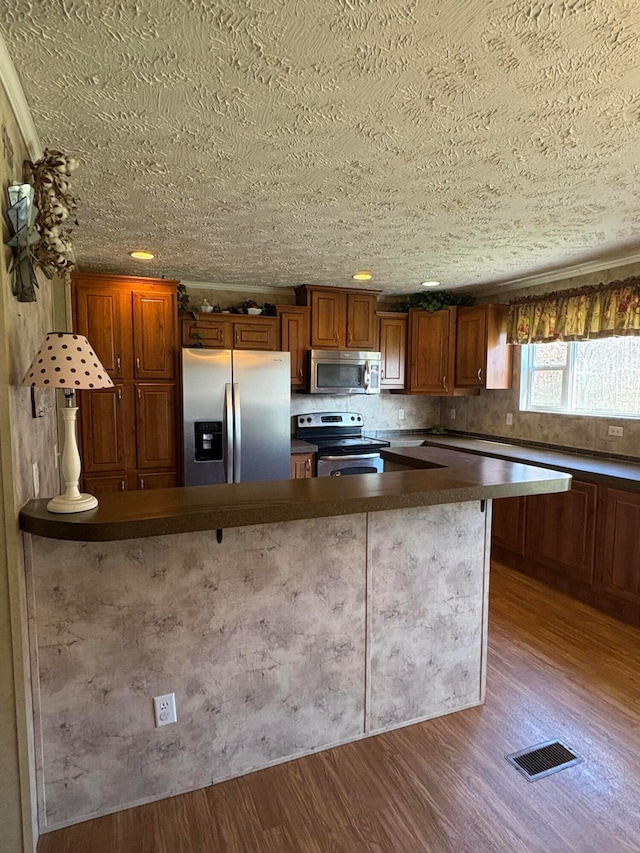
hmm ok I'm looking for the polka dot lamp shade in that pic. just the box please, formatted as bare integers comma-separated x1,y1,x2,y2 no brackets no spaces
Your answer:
22,332,114,391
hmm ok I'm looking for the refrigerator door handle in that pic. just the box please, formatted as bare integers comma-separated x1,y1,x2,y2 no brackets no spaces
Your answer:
225,382,233,484
233,382,241,483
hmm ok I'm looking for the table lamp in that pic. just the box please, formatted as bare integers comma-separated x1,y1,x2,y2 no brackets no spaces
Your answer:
22,332,114,513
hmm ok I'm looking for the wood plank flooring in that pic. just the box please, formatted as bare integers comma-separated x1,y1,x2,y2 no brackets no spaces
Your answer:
38,562,640,853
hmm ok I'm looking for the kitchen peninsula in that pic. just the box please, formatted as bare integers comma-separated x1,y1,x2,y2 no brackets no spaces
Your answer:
21,448,569,830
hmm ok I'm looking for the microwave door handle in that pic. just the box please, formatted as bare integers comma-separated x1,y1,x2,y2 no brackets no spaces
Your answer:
225,383,233,484
233,382,241,483
363,361,371,392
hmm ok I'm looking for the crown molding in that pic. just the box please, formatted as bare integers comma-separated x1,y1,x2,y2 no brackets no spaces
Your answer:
181,280,292,295
480,251,640,296
0,35,41,161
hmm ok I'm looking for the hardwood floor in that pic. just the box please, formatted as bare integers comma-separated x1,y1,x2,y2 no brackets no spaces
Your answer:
38,562,640,853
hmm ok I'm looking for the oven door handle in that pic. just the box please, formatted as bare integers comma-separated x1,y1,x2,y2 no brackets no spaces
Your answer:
320,453,380,461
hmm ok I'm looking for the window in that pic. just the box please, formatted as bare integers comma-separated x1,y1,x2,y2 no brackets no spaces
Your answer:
520,337,640,418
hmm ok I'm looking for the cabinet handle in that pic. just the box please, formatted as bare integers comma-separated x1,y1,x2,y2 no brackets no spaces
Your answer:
138,387,142,401
443,375,448,391
136,357,140,370
117,388,122,401
299,367,303,379
477,368,483,382
347,330,352,345
120,480,126,492
334,331,339,343
116,356,121,370
306,457,311,471
140,478,145,490
235,331,240,345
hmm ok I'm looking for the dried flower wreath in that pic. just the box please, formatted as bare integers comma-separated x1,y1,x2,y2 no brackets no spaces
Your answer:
25,148,79,275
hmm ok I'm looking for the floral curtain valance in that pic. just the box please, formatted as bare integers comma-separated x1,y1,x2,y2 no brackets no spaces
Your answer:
507,277,640,344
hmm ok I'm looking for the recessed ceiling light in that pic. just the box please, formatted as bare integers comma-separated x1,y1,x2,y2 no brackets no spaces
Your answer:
352,271,372,281
130,251,155,260
421,280,440,287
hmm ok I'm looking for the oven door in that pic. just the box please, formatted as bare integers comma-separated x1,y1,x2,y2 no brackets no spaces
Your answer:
317,453,383,477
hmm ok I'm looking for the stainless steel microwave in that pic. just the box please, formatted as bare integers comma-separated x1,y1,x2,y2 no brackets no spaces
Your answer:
308,350,381,394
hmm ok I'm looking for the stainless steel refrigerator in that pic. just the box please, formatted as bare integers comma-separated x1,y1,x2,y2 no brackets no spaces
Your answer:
182,348,291,486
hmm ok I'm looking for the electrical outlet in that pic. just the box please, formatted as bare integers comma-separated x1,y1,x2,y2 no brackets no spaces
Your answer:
153,692,177,727
32,461,39,497
608,425,624,437
398,408,405,420
450,408,456,420
506,413,513,426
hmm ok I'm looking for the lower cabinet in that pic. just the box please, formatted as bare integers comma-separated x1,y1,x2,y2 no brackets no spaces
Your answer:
601,487,640,606
291,452,315,478
492,479,640,626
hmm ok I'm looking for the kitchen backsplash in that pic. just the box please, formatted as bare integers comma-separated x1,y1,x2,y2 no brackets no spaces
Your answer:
439,346,640,460
291,392,440,432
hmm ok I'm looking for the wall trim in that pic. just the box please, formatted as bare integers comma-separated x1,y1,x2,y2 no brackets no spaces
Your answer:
181,280,291,295
478,251,640,297
0,35,41,161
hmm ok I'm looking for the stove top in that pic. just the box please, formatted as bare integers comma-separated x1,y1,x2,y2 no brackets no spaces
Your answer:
295,411,389,455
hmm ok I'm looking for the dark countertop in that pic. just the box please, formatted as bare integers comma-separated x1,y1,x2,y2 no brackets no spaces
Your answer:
290,439,318,454
389,435,640,491
20,446,570,542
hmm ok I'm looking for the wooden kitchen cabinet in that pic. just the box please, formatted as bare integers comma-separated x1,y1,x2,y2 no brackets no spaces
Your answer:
407,308,454,395
524,480,597,586
180,313,280,351
291,452,315,478
72,272,180,492
600,487,640,606
455,304,512,389
377,312,406,390
279,305,310,388
492,495,526,555
295,284,379,350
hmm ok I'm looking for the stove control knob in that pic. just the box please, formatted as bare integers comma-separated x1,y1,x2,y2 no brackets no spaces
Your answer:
306,417,312,422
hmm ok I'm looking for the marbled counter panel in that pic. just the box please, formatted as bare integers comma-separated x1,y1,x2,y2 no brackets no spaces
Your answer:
367,502,488,732
27,516,367,829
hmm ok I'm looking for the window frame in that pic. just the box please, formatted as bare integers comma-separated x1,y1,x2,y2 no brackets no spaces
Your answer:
519,339,640,419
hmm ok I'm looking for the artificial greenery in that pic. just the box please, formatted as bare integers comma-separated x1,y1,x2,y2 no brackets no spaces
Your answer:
388,290,475,312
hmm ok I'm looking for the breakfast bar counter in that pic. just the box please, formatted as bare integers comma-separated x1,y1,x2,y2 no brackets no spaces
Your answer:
20,445,570,541
21,448,570,831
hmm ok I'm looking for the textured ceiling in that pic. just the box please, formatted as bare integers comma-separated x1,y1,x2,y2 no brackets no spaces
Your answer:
3,1,640,295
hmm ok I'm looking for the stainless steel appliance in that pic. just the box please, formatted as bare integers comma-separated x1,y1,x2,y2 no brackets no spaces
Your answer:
295,411,390,476
182,348,291,486
308,350,381,395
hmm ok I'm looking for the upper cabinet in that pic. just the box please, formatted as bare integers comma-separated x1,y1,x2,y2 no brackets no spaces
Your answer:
407,307,455,395
295,285,380,350
378,311,406,390
455,304,512,390
132,290,176,379
279,305,310,389
180,313,280,351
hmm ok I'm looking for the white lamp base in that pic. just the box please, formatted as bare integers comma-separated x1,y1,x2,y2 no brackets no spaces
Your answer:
47,492,98,514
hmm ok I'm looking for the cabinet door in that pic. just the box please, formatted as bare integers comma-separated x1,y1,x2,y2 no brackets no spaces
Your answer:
378,313,406,389
232,318,280,350
132,290,176,379
525,481,597,585
74,286,130,379
601,488,640,605
135,383,177,470
455,306,486,387
181,316,230,349
280,307,309,388
492,495,526,554
408,309,452,394
310,290,346,348
138,471,178,490
291,453,314,478
455,305,512,389
346,293,377,349
79,384,132,474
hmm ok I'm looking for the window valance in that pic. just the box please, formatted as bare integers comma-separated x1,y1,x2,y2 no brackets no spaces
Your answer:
507,276,640,344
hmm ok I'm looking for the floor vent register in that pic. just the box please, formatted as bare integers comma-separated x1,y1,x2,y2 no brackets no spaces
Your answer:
505,739,584,782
